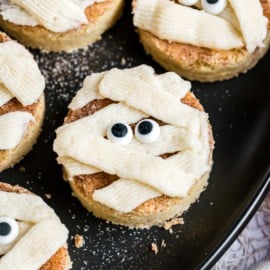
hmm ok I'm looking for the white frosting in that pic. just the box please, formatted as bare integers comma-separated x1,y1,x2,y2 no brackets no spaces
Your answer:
133,0,267,53
69,65,191,110
0,219,68,270
0,0,105,32
0,83,13,107
0,191,68,270
0,40,45,106
0,112,34,150
229,0,268,53
54,65,211,212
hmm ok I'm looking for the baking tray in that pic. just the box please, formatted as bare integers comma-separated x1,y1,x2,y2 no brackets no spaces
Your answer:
1,3,270,270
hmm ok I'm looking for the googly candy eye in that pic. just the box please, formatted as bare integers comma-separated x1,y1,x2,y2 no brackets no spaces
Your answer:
177,0,199,6
0,217,19,245
107,123,133,145
135,119,160,144
201,0,227,15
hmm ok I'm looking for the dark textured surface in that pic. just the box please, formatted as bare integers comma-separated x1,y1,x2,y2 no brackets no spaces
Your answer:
1,3,270,270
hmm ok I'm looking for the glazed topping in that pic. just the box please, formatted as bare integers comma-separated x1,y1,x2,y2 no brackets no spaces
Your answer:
201,0,227,15
135,119,160,143
0,217,19,245
54,65,211,212
134,0,267,53
107,123,133,145
0,0,104,32
0,40,45,106
177,0,198,6
0,191,68,269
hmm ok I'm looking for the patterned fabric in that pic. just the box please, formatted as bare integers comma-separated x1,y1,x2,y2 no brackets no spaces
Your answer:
213,191,270,270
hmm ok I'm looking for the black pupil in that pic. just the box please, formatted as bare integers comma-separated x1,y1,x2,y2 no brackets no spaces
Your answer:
0,222,11,236
138,121,153,135
111,123,128,138
207,0,219,4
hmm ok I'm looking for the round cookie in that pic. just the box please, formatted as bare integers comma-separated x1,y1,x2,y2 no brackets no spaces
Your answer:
0,182,70,270
54,65,214,228
133,0,270,82
0,0,124,52
0,32,45,172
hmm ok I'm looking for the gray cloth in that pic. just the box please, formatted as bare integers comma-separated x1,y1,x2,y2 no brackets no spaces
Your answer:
213,190,270,270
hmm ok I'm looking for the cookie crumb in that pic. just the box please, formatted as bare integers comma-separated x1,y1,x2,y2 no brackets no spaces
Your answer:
151,243,158,254
161,239,166,248
163,217,184,230
19,166,26,172
74,234,85,248
44,193,51,199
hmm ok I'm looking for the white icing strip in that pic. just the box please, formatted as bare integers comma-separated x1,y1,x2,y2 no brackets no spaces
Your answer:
0,40,45,106
0,191,57,222
0,1,38,26
229,0,268,53
10,0,89,33
0,83,13,107
99,68,206,133
0,218,68,270
219,4,241,32
54,135,195,197
57,125,196,179
58,156,100,179
68,72,105,110
0,221,32,256
134,0,243,50
0,112,34,150
93,179,162,213
69,65,191,110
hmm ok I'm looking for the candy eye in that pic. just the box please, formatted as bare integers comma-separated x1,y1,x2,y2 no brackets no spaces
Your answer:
107,123,133,145
201,0,227,15
135,119,160,143
178,0,198,6
0,217,19,245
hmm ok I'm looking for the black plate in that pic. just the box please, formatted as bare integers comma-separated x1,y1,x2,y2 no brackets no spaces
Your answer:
1,3,270,270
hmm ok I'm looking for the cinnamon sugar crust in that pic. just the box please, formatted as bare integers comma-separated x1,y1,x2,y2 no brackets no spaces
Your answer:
135,0,270,82
64,90,214,228
0,182,70,270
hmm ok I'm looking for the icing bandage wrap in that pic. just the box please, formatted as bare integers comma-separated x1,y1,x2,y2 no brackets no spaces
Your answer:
133,0,243,50
0,190,68,270
0,112,34,150
54,66,211,213
0,40,44,106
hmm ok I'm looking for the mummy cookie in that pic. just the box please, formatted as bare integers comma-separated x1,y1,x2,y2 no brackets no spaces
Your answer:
0,182,70,270
0,32,45,173
53,65,214,228
0,0,124,52
133,0,270,82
